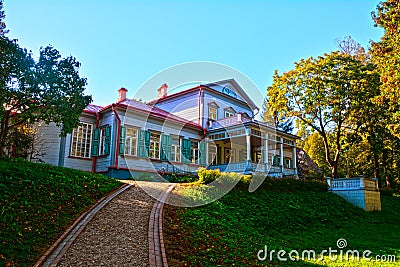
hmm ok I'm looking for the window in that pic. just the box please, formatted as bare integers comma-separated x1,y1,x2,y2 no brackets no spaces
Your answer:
149,132,161,159
239,150,247,162
208,144,217,165
125,127,138,156
99,128,107,155
284,158,292,168
224,110,235,118
191,140,199,164
171,136,181,162
225,148,236,163
209,107,217,120
71,123,93,158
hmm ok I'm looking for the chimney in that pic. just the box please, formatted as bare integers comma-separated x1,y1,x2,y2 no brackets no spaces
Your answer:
157,83,168,99
118,87,128,102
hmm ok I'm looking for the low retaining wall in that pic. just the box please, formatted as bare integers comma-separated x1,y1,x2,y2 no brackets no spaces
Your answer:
327,177,381,211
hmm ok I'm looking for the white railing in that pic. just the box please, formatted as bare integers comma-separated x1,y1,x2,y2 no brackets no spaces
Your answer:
208,161,296,176
327,177,378,191
210,115,251,128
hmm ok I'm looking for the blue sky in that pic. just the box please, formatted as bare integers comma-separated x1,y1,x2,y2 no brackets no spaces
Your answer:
5,1,383,108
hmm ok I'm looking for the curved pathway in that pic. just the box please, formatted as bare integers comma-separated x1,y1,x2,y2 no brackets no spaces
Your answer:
37,181,173,267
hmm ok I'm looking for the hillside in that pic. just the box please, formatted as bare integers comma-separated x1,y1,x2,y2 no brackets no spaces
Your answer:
164,181,400,266
0,158,122,266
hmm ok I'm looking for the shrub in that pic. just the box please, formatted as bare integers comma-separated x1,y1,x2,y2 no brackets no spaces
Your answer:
237,175,327,192
196,167,221,184
168,173,197,183
380,187,395,197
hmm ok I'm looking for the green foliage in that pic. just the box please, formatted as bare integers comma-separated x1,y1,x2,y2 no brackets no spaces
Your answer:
0,0,7,36
236,175,327,192
165,173,198,183
267,51,381,178
371,0,400,138
0,36,92,155
168,188,400,266
0,158,121,266
196,167,221,184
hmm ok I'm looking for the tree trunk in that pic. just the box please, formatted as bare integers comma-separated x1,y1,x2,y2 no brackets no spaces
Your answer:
386,175,393,188
373,153,382,188
331,160,339,179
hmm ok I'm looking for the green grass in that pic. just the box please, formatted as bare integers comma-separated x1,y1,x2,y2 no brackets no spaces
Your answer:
0,158,122,266
165,179,400,266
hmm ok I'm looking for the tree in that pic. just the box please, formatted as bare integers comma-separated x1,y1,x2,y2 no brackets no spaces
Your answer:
266,52,376,179
0,37,92,155
371,0,400,138
0,0,8,36
302,132,331,176
261,98,294,133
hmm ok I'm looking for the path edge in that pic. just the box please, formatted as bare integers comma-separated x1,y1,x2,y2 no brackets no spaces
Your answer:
34,182,132,267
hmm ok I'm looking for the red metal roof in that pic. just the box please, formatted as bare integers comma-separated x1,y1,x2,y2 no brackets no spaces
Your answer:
91,99,203,130
116,99,203,130
84,104,103,114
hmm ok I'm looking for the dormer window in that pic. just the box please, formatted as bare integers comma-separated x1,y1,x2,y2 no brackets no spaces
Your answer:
224,107,236,118
208,102,219,120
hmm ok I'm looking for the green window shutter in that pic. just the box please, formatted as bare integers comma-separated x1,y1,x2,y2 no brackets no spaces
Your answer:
138,129,150,158
119,126,126,155
199,141,206,166
181,139,192,164
144,130,151,157
180,139,186,163
160,134,172,161
91,128,100,156
138,129,146,158
103,126,111,155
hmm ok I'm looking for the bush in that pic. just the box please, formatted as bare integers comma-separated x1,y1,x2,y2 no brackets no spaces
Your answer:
196,167,221,184
380,187,395,197
168,173,197,183
237,175,327,192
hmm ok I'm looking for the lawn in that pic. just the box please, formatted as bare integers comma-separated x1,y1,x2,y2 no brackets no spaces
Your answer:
164,178,400,266
0,158,122,266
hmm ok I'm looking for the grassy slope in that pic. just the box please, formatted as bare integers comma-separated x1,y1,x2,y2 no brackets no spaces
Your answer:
0,158,122,266
165,184,400,266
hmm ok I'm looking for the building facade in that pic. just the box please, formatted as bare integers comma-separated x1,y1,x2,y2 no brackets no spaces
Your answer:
34,79,299,179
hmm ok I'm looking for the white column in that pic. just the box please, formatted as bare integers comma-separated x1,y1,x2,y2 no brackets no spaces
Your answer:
264,133,269,164
246,128,251,161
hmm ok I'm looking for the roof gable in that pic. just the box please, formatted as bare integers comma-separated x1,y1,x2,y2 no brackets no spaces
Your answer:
204,79,257,110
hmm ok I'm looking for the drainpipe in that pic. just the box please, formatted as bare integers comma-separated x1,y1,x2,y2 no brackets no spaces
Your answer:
112,104,121,170
198,88,204,126
91,112,101,173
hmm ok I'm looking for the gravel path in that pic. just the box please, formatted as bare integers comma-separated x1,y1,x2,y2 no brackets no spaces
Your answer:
56,181,169,267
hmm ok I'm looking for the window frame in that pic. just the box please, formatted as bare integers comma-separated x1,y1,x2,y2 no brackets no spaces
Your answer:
124,126,139,156
208,106,218,120
70,122,93,158
224,107,236,118
149,131,161,159
191,140,199,164
171,135,181,162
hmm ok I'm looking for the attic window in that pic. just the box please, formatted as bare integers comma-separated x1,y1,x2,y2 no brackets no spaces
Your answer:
222,86,237,98
224,107,236,118
208,102,219,121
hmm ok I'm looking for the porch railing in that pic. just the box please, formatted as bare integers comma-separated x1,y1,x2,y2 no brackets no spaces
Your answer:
210,114,251,129
207,161,296,176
